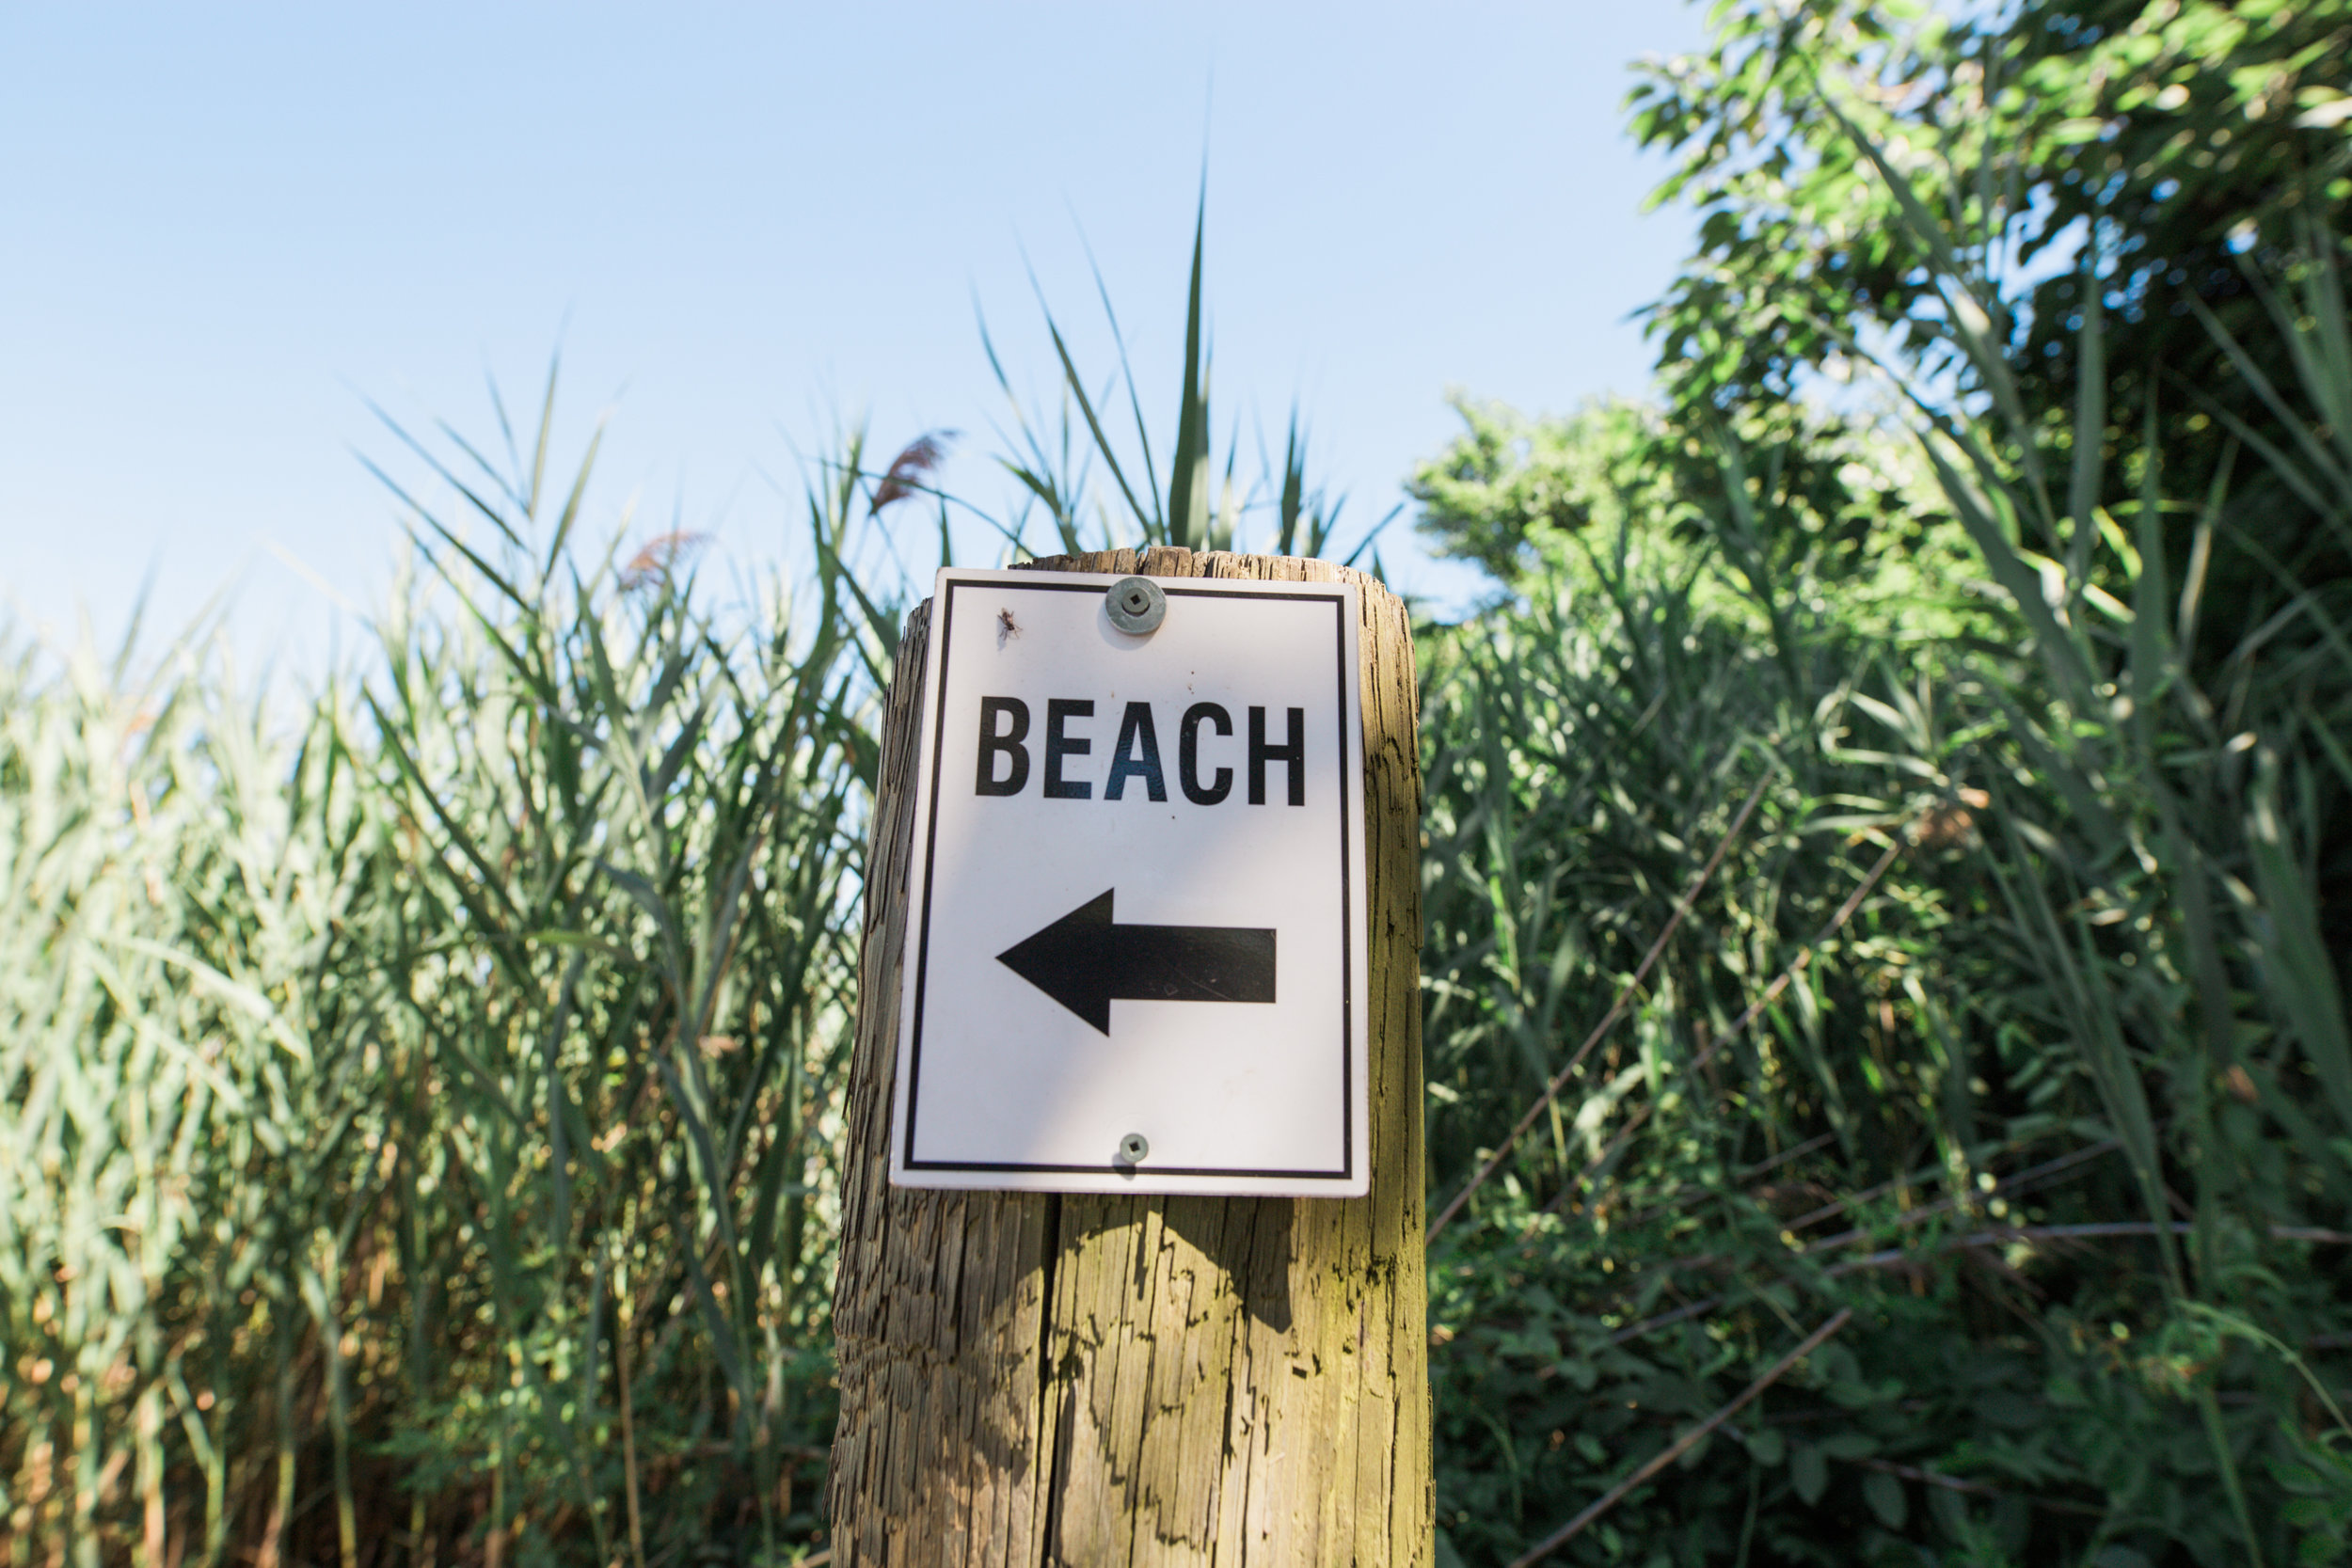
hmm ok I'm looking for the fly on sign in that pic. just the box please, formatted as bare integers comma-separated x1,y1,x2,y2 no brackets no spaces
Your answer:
890,567,1371,1196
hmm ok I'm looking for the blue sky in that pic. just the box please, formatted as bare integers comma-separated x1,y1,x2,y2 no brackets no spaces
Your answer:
1,3,1708,673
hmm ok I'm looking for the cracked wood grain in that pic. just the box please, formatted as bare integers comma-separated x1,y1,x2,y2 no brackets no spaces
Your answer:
827,548,1430,1566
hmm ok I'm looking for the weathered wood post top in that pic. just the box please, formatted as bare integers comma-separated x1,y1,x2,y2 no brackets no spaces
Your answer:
829,546,1429,1565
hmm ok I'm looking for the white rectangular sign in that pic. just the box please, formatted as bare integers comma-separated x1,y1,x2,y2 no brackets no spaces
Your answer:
889,567,1371,1196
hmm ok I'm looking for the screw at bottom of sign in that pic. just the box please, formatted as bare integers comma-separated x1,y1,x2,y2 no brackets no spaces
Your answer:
1117,1132,1150,1165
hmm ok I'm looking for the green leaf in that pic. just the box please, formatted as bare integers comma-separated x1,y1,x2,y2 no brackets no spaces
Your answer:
1165,183,1212,552
1862,1469,1907,1529
1792,1442,1829,1505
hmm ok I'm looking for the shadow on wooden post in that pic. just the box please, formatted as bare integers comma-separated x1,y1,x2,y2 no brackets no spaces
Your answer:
826,546,1431,1565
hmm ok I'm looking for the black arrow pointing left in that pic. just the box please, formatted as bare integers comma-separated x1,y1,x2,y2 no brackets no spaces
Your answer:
995,889,1276,1035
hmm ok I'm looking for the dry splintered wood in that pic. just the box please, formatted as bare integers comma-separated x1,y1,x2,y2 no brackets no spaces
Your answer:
826,547,1432,1566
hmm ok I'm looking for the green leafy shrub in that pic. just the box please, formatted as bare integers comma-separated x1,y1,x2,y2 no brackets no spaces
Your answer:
1417,0,2352,1553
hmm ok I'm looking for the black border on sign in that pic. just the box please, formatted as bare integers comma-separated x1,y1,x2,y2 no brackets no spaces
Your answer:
901,576,1357,1181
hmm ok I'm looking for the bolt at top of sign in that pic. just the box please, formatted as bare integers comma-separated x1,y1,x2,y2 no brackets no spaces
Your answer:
888,567,1372,1197
1104,576,1167,634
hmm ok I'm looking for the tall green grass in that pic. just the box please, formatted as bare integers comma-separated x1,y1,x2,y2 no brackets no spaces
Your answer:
977,196,1392,568
1,392,891,1566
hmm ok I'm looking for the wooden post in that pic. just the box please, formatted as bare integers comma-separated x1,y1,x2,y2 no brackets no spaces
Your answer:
825,546,1429,1565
